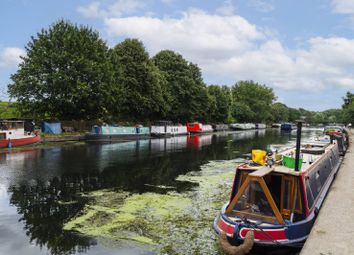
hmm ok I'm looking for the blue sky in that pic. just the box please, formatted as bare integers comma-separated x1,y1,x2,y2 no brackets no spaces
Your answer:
1,0,354,111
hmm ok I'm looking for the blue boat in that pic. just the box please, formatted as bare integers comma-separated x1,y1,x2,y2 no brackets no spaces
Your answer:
281,123,297,131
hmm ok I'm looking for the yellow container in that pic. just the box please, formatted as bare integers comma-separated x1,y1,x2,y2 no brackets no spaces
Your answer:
252,150,267,165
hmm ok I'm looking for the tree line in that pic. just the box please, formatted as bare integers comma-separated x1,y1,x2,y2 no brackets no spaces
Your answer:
7,20,353,124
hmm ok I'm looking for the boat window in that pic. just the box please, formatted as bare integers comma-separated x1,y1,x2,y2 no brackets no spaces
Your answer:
0,133,6,139
306,179,314,209
232,180,277,223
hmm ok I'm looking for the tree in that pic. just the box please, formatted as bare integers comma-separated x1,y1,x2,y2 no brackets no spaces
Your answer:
342,92,354,124
153,50,208,122
8,20,114,120
288,108,301,122
271,102,289,122
110,39,168,121
320,109,344,124
206,85,231,123
231,80,275,122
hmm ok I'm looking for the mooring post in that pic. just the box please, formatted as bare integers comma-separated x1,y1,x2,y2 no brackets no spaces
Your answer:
295,120,303,171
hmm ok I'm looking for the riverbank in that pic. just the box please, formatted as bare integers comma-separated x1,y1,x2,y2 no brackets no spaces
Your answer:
40,133,86,142
301,129,353,255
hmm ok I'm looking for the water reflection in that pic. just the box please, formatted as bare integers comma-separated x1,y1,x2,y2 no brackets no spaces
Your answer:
0,129,320,255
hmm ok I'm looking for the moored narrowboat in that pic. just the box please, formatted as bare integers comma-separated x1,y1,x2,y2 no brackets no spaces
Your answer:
212,124,229,132
0,120,40,148
186,122,213,133
230,123,255,130
151,121,187,137
281,123,297,131
86,124,150,142
255,123,266,129
214,123,344,247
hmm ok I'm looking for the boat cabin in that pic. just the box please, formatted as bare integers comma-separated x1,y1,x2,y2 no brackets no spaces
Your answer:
0,120,26,140
226,142,340,225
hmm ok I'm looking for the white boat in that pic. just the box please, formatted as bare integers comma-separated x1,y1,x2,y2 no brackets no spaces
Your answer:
230,123,255,130
151,121,188,137
256,123,266,129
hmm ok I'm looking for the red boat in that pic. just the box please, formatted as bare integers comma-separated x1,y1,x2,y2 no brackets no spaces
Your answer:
0,120,40,148
186,122,213,133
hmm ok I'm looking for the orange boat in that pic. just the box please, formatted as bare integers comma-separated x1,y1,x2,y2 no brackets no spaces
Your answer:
0,120,40,148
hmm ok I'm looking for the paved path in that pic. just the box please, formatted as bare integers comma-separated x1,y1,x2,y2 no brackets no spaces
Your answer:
301,129,354,255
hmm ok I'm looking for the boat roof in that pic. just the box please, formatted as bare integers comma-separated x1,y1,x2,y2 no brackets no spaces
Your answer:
0,120,24,123
239,142,336,177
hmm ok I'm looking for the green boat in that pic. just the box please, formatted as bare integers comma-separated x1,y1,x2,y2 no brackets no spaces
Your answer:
86,125,150,142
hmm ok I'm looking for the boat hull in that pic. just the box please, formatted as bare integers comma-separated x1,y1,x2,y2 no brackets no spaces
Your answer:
0,135,41,148
214,208,313,246
85,134,150,142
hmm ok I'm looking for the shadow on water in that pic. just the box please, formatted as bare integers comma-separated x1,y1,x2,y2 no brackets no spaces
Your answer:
0,129,321,255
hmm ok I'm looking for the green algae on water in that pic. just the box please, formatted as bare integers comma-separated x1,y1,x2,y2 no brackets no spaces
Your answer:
64,158,245,254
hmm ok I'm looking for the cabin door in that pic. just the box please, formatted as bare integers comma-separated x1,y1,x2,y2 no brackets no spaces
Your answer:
280,176,294,219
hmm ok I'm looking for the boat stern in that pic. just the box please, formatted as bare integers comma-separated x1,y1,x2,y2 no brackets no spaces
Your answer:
214,204,290,246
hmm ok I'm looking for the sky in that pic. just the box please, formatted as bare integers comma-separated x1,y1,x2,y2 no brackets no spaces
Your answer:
1,0,354,111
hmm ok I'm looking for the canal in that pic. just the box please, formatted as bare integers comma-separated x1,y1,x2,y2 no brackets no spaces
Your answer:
0,129,322,255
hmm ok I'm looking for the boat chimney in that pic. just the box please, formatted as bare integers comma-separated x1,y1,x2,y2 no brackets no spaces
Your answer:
295,120,304,172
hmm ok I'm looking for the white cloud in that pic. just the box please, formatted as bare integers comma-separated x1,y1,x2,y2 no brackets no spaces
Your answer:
0,47,25,68
77,2,102,18
77,0,146,18
161,0,173,5
248,0,275,13
332,0,354,14
105,9,263,56
104,9,354,91
216,0,235,16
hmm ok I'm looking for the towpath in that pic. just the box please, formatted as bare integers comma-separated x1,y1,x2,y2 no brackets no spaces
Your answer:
301,129,354,255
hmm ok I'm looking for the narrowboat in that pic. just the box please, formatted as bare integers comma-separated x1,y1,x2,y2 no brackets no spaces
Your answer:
255,123,266,129
230,123,255,130
272,123,281,128
0,120,40,148
186,122,213,133
85,124,150,142
323,126,349,155
214,123,344,247
212,124,229,132
281,123,297,131
151,121,187,137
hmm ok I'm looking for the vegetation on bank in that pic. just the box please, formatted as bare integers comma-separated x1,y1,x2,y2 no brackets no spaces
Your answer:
6,20,353,124
0,101,21,119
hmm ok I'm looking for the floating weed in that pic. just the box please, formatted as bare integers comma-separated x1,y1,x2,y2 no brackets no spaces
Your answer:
64,158,245,254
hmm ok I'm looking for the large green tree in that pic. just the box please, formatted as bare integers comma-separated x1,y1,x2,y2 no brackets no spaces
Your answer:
153,50,209,123
271,102,289,122
288,108,301,122
342,91,354,124
110,39,168,121
231,80,275,122
206,85,231,123
8,20,114,120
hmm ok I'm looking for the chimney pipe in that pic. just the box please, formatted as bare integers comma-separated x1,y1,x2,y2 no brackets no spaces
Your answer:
295,121,303,171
